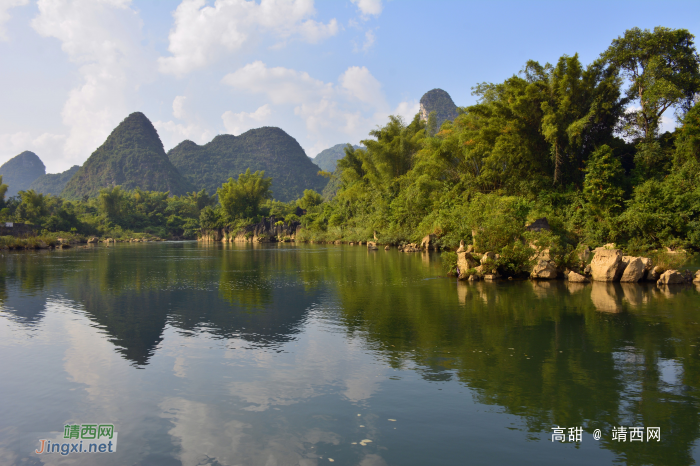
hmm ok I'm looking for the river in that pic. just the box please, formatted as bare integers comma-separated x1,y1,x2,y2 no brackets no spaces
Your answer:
1,242,699,465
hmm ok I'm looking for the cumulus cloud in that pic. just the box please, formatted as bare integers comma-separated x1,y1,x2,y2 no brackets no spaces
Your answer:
222,61,419,157
30,0,155,168
339,65,385,106
0,132,67,173
158,0,339,76
222,104,271,135
0,0,28,41
154,95,214,149
351,0,382,17
222,60,333,104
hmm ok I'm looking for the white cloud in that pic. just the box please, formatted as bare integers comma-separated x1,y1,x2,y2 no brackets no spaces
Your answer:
222,60,333,104
154,95,214,149
222,104,271,135
222,61,420,157
30,0,155,168
351,0,382,17
0,131,67,173
0,0,28,41
339,65,385,106
173,95,187,120
362,29,375,51
158,0,339,76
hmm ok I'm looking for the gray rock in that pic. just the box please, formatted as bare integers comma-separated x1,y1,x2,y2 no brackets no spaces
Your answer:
590,249,622,282
457,252,478,280
531,259,558,279
657,270,685,285
481,251,496,264
647,266,663,282
620,257,645,282
568,271,589,283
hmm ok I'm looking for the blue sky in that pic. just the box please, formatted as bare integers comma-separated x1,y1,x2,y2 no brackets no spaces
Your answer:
1,0,698,173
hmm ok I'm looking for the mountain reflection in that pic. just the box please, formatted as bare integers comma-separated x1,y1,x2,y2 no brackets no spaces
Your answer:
1,244,699,465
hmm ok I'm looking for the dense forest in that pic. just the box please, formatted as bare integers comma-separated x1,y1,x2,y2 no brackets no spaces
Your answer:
1,27,699,271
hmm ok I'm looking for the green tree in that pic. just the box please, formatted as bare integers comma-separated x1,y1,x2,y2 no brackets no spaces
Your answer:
0,175,8,207
296,189,322,210
98,186,125,220
217,168,273,220
583,145,625,215
603,27,700,142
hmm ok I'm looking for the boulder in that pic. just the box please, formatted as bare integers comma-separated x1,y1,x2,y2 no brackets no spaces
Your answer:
647,266,663,282
694,270,700,283
468,274,479,282
584,264,592,276
657,270,685,285
483,274,499,281
531,259,558,279
456,240,465,253
457,252,478,280
568,271,589,283
402,243,420,253
420,234,436,250
620,257,645,283
103,238,114,243
480,251,496,265
367,241,378,250
87,236,98,244
384,245,390,251
590,249,623,282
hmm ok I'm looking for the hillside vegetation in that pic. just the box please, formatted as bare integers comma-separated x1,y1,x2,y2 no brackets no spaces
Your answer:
62,112,193,198
293,27,700,263
312,144,361,172
168,127,327,202
29,165,80,196
0,151,46,197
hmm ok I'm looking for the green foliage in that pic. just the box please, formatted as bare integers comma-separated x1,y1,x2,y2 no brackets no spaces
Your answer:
440,251,458,275
296,189,322,210
603,26,700,142
0,151,46,197
217,168,273,220
313,144,362,173
583,145,625,215
29,165,80,196
168,127,327,202
62,112,193,199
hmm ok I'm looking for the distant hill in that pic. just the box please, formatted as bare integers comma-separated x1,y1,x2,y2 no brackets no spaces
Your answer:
168,127,328,202
29,165,80,196
62,112,194,198
0,151,46,197
312,143,361,173
419,89,458,129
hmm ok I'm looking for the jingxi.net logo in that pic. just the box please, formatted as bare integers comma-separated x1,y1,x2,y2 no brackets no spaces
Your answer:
34,423,117,456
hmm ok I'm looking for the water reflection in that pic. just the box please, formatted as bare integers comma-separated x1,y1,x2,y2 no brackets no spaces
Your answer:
1,244,700,465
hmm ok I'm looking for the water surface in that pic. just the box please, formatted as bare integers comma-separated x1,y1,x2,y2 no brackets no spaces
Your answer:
1,243,700,465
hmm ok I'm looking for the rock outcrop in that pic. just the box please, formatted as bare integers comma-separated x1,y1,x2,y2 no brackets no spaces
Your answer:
457,252,478,280
657,270,685,285
694,271,700,283
568,271,589,283
531,259,558,279
200,216,300,243
620,257,645,282
590,249,623,281
420,234,436,250
419,89,458,129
